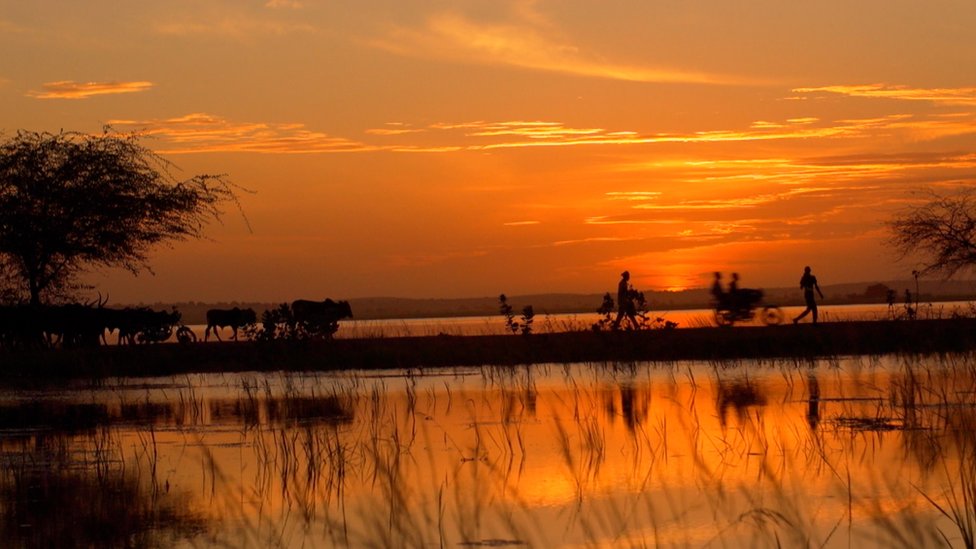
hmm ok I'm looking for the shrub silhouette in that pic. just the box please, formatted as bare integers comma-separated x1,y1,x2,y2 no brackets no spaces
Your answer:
499,294,534,335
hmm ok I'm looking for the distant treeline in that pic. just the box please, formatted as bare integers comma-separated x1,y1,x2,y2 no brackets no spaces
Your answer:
123,279,976,324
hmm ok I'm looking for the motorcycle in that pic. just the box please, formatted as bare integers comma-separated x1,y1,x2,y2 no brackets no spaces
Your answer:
714,288,784,326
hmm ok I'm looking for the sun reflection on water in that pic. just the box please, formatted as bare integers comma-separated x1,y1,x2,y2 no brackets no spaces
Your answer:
0,356,974,547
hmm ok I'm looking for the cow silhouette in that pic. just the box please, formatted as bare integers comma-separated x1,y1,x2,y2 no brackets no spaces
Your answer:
290,299,353,338
205,307,257,341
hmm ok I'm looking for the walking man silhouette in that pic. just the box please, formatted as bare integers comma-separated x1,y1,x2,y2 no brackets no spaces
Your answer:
612,271,639,330
793,266,824,324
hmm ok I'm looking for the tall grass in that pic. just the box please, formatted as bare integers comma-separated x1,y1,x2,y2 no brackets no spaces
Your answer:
5,355,976,546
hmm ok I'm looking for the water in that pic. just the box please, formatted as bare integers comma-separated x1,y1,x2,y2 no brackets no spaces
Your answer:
1,355,974,547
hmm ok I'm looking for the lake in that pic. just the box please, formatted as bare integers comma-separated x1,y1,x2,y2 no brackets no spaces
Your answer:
1,354,974,547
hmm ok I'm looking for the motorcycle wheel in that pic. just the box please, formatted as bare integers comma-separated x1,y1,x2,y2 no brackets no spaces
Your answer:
714,309,735,327
761,306,785,326
176,325,197,344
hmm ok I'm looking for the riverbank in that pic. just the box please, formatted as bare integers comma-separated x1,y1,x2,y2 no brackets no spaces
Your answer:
3,318,975,383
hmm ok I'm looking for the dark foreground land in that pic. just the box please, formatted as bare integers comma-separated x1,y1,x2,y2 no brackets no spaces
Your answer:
3,318,976,383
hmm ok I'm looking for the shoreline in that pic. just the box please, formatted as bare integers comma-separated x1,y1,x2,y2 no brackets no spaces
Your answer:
3,318,975,383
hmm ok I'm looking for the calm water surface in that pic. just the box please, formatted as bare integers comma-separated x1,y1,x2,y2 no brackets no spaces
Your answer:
1,355,975,547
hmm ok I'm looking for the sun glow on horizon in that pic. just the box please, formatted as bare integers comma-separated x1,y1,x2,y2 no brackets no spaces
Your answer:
3,0,974,301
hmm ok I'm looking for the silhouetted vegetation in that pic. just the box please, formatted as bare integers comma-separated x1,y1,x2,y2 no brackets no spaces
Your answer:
890,188,976,278
499,294,534,335
0,129,244,305
590,289,676,331
591,292,616,331
245,300,352,341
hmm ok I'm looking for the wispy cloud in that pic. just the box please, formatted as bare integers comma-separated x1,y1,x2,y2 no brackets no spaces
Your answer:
693,152,975,188
504,220,541,226
794,84,976,107
457,118,853,149
366,123,424,136
551,236,639,246
265,0,302,8
606,191,663,202
155,16,314,37
27,80,153,99
108,113,376,154
577,148,976,253
583,217,680,226
444,113,975,151
371,12,748,85
114,110,976,156
627,186,874,211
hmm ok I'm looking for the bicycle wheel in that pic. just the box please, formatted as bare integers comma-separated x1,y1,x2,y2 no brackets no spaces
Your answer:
714,309,735,327
761,306,784,326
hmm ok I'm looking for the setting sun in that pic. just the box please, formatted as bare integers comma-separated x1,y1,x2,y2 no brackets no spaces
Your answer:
3,4,976,547
3,1,974,302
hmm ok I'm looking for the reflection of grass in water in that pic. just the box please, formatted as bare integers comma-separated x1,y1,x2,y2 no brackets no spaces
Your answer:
150,354,970,548
0,402,110,432
27,354,973,548
0,433,208,549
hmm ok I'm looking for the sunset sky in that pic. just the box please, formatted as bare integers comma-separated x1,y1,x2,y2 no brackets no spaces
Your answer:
2,0,975,302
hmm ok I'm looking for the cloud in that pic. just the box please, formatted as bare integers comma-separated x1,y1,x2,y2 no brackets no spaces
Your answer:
108,113,376,154
615,151,976,190
370,12,748,85
108,107,976,158
575,148,976,255
27,80,153,100
265,0,302,8
627,186,878,212
450,112,975,151
112,109,976,158
550,236,640,246
606,191,663,202
366,123,425,136
600,151,976,220
504,220,541,226
155,16,313,37
457,118,848,150
794,84,976,107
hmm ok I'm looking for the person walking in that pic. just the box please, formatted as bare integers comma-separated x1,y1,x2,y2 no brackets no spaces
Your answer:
612,271,639,330
793,266,824,324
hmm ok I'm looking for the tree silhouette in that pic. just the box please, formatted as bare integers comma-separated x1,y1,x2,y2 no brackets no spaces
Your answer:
889,189,976,278
0,130,242,305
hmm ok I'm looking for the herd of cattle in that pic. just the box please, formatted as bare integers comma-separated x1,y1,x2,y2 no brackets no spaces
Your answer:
0,298,353,349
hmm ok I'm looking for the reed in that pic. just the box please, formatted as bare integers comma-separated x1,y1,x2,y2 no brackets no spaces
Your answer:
5,354,976,546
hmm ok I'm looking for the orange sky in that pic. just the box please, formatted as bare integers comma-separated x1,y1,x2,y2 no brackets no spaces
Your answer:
2,1,975,302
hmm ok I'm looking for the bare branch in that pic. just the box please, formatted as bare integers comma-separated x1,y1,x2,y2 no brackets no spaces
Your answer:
887,188,976,278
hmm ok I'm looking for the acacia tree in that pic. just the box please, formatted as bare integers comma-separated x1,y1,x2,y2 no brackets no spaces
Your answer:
888,189,976,278
0,129,241,305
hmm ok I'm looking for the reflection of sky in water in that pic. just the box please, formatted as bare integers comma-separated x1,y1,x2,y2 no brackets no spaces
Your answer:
0,356,973,547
